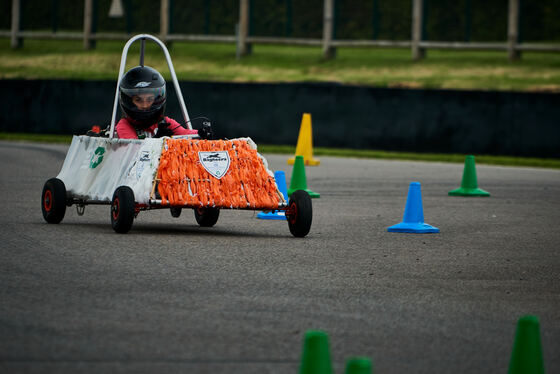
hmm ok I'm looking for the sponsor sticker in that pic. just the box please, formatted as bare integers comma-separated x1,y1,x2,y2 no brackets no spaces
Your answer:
198,151,230,179
89,146,105,168
136,151,150,179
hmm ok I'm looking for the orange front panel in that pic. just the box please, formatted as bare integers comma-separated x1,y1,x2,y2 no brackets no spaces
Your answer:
156,139,282,209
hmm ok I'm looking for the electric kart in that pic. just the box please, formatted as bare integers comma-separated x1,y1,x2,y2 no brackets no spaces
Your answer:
41,34,312,237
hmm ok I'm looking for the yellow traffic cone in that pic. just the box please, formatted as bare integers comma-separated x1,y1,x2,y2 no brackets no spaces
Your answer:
288,113,320,166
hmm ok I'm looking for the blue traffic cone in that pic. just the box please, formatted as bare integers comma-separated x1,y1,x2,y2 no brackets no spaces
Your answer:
257,170,288,220
388,182,440,233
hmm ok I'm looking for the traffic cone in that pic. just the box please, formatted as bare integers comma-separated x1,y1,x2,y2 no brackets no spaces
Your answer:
288,113,320,166
448,155,490,197
508,315,545,374
257,170,288,220
388,182,439,233
288,155,320,198
299,330,333,374
345,357,373,374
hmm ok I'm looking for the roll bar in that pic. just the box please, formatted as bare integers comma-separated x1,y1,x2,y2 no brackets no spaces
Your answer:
109,34,192,138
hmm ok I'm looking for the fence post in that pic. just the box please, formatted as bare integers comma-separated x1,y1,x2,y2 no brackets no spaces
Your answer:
83,0,94,49
322,0,336,59
508,0,521,61
237,0,251,57
160,0,170,44
10,0,22,49
411,0,425,60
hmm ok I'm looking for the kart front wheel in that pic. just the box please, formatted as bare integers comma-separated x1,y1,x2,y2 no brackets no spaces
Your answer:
286,190,312,238
41,178,67,224
194,207,219,227
111,186,135,233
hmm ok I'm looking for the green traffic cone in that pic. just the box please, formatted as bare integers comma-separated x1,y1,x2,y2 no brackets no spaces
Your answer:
288,155,320,198
448,155,490,196
299,330,332,374
345,357,373,374
508,315,545,374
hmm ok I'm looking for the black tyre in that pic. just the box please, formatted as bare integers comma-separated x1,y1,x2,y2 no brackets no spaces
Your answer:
111,186,135,233
170,207,182,218
286,190,312,238
41,178,67,224
194,207,220,227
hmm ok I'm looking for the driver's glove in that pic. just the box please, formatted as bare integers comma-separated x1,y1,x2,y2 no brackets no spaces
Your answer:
154,120,174,138
198,121,213,140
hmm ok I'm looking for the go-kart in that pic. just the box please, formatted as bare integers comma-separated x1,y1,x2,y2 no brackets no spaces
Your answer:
41,34,312,237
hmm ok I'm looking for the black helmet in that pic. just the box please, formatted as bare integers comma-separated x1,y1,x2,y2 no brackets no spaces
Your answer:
119,66,166,129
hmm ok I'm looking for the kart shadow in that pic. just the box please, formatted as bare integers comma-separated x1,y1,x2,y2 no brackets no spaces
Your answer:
132,222,290,239
37,221,291,239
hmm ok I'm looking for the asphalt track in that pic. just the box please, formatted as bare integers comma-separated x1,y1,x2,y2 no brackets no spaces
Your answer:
1,140,559,373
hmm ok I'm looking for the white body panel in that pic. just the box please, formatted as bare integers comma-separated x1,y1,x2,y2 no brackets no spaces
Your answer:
57,136,164,203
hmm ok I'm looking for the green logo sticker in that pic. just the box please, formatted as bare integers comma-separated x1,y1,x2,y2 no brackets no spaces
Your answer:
90,146,105,168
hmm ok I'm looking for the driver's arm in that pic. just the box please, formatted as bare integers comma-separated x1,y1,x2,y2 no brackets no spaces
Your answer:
115,118,139,139
164,117,198,136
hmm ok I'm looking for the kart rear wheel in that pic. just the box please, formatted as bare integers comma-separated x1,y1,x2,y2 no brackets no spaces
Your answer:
194,207,219,227
111,186,135,234
286,190,312,238
41,178,67,224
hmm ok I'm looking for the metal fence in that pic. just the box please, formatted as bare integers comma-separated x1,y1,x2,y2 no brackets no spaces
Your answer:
1,0,559,60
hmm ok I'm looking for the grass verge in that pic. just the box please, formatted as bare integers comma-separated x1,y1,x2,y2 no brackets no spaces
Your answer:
0,132,74,144
1,39,560,92
2,132,558,169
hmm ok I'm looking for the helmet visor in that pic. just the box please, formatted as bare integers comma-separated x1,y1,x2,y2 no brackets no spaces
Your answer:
121,86,166,111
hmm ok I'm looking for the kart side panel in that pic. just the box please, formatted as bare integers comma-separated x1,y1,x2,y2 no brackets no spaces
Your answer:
57,136,163,203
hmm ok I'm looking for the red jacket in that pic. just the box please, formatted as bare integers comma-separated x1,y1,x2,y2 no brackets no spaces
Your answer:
116,116,197,139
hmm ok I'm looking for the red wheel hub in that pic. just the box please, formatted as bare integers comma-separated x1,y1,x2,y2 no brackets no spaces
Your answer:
44,190,52,212
286,202,297,224
112,198,120,220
